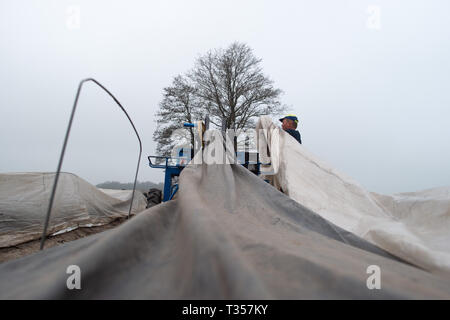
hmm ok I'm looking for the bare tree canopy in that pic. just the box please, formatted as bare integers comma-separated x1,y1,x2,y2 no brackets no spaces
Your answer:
189,42,285,130
153,42,285,155
153,75,203,156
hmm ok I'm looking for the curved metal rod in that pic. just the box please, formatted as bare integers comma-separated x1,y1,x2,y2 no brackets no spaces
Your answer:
39,78,142,250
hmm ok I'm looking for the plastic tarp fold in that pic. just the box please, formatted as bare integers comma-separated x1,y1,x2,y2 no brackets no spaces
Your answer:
1,153,450,298
0,172,147,247
256,116,450,275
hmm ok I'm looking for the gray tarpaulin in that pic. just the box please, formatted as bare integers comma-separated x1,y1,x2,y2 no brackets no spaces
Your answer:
1,163,449,299
0,172,147,247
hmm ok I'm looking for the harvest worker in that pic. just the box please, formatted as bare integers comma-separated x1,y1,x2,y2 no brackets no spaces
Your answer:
279,114,302,144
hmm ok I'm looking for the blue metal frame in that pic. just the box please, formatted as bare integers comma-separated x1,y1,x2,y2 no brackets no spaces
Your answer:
168,184,179,200
148,155,185,202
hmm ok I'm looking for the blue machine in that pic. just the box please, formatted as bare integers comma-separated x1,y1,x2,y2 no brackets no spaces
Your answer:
148,121,262,202
148,121,200,202
148,155,185,202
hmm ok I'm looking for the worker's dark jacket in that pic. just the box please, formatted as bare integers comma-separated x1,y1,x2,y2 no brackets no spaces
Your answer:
285,129,302,144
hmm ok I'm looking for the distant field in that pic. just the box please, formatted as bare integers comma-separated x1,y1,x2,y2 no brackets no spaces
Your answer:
96,181,164,191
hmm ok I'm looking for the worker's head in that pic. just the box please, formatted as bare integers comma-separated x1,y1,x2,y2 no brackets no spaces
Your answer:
279,115,298,130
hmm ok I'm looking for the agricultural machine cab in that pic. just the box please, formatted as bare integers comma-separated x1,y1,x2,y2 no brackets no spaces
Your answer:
148,117,263,203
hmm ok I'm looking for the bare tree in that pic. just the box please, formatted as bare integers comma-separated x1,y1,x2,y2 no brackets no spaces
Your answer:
153,42,285,155
189,42,285,131
153,75,203,156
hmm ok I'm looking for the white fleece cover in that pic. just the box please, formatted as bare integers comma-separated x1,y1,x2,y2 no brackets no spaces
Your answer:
256,116,450,275
0,172,147,247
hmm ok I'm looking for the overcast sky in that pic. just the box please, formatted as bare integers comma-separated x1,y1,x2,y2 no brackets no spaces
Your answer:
1,0,449,194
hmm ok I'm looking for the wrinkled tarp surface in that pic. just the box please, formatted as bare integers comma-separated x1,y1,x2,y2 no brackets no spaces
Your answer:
256,116,450,275
0,172,147,247
1,162,450,299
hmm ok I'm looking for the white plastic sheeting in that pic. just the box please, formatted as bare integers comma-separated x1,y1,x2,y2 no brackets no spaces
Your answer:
0,172,147,247
256,116,450,275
